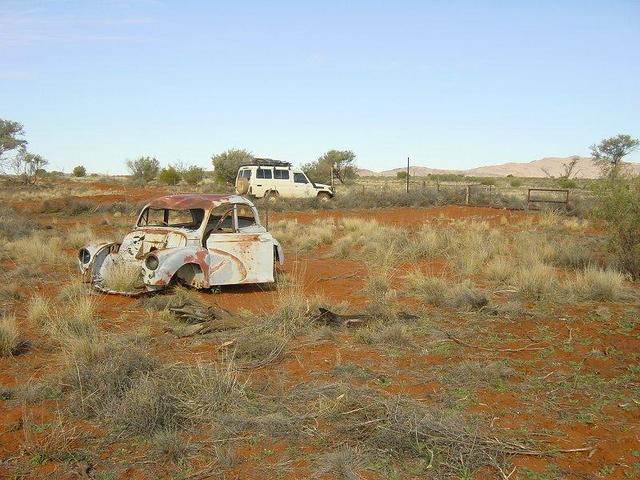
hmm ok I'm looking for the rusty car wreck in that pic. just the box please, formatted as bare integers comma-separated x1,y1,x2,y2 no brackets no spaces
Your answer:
78,194,284,294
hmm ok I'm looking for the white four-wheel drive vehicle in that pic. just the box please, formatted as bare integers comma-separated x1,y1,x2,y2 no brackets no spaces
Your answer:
78,194,284,294
235,160,334,200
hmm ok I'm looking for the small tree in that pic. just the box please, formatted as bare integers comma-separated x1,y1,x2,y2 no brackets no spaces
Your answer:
0,119,27,161
158,165,182,185
211,149,254,184
73,165,87,177
303,149,357,184
9,149,48,185
321,150,357,184
181,165,206,185
127,156,160,182
590,134,639,177
396,171,408,180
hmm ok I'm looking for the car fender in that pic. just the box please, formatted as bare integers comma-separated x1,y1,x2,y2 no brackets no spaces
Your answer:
144,246,211,288
78,242,117,279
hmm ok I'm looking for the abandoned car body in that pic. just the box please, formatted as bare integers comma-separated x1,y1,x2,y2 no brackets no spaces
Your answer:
78,194,284,293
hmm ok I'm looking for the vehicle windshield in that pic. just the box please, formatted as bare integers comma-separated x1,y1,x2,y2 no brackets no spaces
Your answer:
137,208,205,229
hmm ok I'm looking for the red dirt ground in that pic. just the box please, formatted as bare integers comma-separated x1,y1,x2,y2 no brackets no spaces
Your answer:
1,180,638,479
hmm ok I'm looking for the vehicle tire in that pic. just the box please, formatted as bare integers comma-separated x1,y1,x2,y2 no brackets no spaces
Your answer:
317,192,332,202
264,190,279,202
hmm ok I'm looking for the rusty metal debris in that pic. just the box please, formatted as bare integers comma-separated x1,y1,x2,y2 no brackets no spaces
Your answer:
78,194,284,294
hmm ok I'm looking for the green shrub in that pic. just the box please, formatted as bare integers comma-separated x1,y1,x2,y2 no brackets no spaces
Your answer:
158,165,182,185
181,165,206,185
127,156,159,182
72,165,87,177
211,149,253,184
593,175,640,279
510,179,523,188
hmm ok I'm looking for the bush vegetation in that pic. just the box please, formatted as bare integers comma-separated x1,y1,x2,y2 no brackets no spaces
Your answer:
127,156,160,182
211,149,253,184
72,165,86,177
158,165,182,185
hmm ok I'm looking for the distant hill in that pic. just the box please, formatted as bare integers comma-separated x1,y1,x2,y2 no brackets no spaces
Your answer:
358,156,640,179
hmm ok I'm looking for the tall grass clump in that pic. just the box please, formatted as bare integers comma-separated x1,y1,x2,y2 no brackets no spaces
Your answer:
0,315,19,357
100,262,143,292
0,205,34,241
3,233,65,266
66,336,246,436
27,295,51,325
271,218,336,252
485,256,516,286
514,263,558,301
46,290,100,356
405,271,487,310
570,266,628,302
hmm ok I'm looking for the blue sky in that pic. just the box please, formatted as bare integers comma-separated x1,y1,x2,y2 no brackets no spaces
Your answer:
1,0,639,174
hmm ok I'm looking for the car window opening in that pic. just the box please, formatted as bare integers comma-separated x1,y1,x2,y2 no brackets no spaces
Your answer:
293,172,308,184
138,208,204,229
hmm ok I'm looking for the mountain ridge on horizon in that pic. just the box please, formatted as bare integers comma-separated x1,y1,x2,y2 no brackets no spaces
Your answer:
357,156,640,179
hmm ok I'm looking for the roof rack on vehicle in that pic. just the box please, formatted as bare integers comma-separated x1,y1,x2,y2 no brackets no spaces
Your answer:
243,158,292,167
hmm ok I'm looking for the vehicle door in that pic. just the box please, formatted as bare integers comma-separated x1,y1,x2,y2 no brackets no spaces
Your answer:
292,172,313,198
254,167,273,197
205,203,274,285
274,168,293,196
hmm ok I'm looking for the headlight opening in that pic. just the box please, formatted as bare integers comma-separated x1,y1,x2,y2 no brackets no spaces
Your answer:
145,255,159,270
79,248,91,264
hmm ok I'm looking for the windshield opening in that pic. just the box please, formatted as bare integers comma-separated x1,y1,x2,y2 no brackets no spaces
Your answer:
138,208,205,229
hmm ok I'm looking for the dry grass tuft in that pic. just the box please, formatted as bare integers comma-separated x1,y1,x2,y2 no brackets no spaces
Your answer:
100,262,143,292
46,289,100,356
313,445,368,480
151,429,193,463
271,218,336,252
27,296,51,325
514,263,558,301
232,331,289,367
0,315,19,357
3,233,65,266
570,266,628,302
405,271,487,310
485,256,516,286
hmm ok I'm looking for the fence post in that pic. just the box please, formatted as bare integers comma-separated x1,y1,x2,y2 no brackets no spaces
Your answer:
406,157,410,194
489,184,493,206
465,185,470,205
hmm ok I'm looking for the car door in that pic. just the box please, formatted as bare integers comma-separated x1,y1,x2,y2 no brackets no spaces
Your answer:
292,172,313,198
205,204,274,285
253,167,273,197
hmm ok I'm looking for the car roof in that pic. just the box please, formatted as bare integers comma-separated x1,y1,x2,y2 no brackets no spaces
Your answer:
146,194,251,210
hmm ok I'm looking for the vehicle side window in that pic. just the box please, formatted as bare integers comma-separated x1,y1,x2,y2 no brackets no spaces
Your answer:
293,172,308,184
240,169,251,179
256,168,272,179
205,205,235,237
235,204,257,228
274,169,289,180
145,208,165,226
